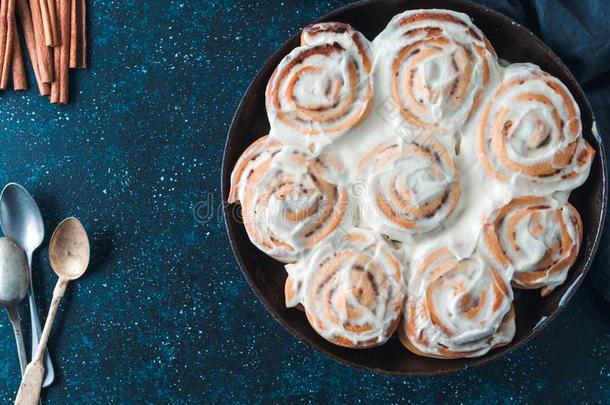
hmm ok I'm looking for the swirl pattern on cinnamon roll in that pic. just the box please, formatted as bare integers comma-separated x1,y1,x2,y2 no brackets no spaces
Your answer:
373,9,497,133
285,230,405,348
229,136,349,263
400,248,515,358
477,63,595,193
481,196,583,296
357,135,460,240
266,22,373,140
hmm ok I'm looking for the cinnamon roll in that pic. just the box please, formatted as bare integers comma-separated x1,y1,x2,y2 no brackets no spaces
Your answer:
374,9,497,133
266,22,373,141
400,248,515,358
357,135,460,240
477,63,594,193
481,196,583,296
285,230,405,348
229,136,349,263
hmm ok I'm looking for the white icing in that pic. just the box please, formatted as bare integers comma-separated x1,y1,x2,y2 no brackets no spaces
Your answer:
558,273,584,307
592,121,601,144
533,316,548,330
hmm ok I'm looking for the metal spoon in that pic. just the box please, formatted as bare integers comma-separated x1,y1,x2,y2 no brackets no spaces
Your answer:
15,217,90,405
0,237,29,374
0,183,55,387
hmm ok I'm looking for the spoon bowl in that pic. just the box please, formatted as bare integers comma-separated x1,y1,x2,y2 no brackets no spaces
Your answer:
0,236,30,375
0,183,44,254
0,237,29,306
49,217,90,280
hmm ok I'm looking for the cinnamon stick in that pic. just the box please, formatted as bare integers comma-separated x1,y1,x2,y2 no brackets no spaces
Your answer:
37,0,51,45
49,29,58,101
68,0,83,68
45,0,57,44
11,19,26,90
50,0,67,103
0,0,8,86
49,0,58,101
50,60,58,100
1,0,16,90
68,0,73,65
16,0,48,94
57,0,67,102
0,0,86,101
29,0,52,83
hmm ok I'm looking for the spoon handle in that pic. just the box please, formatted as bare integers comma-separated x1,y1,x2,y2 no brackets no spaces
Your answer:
34,278,67,363
15,278,68,405
6,305,27,374
26,253,55,387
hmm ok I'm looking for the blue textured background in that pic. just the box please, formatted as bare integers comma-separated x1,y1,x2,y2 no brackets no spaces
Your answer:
0,0,608,403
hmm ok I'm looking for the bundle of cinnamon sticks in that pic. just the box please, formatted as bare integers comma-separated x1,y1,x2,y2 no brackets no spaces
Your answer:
1,0,86,103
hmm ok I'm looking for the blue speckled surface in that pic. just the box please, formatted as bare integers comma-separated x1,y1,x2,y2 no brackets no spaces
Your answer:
0,0,608,403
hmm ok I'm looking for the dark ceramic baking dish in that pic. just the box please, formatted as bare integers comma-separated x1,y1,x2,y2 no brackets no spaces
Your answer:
221,0,608,375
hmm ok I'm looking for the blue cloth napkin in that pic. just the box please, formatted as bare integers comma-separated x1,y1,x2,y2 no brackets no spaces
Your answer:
479,0,610,299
